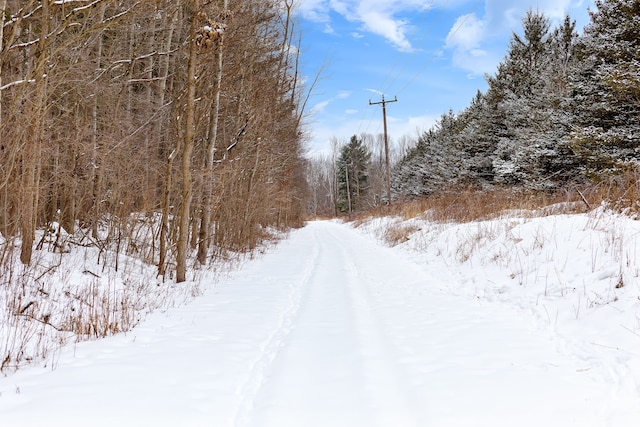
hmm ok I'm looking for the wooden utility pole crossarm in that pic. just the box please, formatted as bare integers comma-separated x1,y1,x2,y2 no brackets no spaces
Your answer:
369,94,397,205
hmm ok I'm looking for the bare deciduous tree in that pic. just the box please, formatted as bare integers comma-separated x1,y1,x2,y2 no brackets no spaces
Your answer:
1,0,310,280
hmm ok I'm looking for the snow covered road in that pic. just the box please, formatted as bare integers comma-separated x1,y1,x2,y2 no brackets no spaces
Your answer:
0,221,636,426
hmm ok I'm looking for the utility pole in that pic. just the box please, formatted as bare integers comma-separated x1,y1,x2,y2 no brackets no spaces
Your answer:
369,94,397,205
345,163,352,215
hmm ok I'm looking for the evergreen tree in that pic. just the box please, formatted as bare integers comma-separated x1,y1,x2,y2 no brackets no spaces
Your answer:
453,91,495,186
390,10,584,198
491,10,552,186
391,136,429,199
391,111,464,198
336,136,371,213
488,10,580,188
508,10,552,96
569,0,640,174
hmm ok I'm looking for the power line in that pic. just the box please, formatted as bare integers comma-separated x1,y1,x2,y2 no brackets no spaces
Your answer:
356,1,441,138
395,0,484,97
377,0,441,94
356,0,483,143
380,0,449,96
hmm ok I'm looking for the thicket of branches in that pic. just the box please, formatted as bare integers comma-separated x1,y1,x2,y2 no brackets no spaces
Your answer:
392,0,640,199
306,133,411,217
0,0,308,280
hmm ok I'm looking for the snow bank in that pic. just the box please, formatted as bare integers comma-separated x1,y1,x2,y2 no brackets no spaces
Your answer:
355,207,640,418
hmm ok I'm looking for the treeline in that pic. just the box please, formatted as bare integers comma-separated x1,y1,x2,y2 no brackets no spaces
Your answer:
393,0,640,198
0,0,308,281
307,134,412,217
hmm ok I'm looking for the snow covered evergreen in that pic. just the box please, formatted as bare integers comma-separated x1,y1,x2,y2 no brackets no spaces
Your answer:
392,1,640,199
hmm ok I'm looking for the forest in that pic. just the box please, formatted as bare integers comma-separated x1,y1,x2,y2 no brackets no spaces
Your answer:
7,0,638,273
0,0,308,281
308,0,640,216
1,0,639,372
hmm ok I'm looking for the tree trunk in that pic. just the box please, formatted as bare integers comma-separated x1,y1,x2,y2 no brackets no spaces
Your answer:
157,7,180,277
0,0,6,126
89,4,107,239
197,0,229,265
176,0,200,283
159,147,176,277
20,0,50,265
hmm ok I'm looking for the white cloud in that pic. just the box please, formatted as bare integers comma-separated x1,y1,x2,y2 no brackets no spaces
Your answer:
395,114,440,139
443,0,593,76
470,48,487,57
298,1,595,67
450,47,501,76
446,13,486,51
330,0,352,17
444,12,498,76
305,117,360,156
305,110,439,156
358,10,412,52
310,90,352,116
298,0,331,23
311,99,331,114
323,24,335,34
297,0,434,52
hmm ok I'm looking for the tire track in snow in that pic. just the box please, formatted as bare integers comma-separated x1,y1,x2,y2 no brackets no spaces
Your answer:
231,228,321,427
243,222,422,426
234,221,627,426
334,229,420,426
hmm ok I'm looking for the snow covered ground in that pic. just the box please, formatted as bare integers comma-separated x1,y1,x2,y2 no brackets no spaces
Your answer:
1,214,639,426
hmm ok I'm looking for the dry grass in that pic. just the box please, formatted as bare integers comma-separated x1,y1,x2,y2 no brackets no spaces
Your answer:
349,187,585,225
580,166,640,214
350,166,640,225
0,216,212,373
380,222,421,247
0,249,175,372
0,207,272,373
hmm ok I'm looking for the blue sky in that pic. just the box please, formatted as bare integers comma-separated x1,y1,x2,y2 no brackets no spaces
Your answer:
295,0,596,156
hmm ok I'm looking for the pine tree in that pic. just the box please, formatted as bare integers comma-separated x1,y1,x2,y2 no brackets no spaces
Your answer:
391,10,583,196
569,0,640,174
391,136,429,199
336,136,371,213
391,111,463,197
452,91,495,186
488,10,580,188
491,10,552,186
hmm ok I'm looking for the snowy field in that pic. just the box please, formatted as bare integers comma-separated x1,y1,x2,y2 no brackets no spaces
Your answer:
1,212,639,426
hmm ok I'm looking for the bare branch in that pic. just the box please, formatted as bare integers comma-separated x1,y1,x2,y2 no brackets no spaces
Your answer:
0,78,36,91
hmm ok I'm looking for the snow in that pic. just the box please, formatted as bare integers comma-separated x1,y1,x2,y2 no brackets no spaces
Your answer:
1,214,639,426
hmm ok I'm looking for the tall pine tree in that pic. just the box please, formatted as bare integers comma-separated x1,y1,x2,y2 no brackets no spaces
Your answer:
491,10,580,188
569,0,640,174
336,136,371,213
